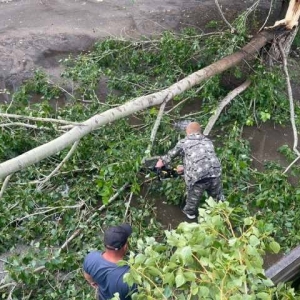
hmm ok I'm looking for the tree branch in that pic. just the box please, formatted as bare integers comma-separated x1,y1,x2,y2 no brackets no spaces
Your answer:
8,203,83,226
0,122,53,131
0,113,83,127
146,101,167,156
37,140,80,190
203,80,251,136
214,0,235,33
259,0,275,32
124,192,133,222
0,174,13,199
278,41,300,173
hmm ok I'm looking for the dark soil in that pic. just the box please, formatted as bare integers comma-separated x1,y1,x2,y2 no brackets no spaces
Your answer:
0,0,275,87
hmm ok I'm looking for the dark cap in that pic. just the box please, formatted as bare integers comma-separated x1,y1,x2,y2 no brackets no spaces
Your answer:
104,223,132,251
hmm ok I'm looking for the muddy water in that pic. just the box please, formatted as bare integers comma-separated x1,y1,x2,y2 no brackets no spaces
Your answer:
243,122,299,185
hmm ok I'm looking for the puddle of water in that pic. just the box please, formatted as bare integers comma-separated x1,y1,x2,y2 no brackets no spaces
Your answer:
243,122,299,185
243,122,293,169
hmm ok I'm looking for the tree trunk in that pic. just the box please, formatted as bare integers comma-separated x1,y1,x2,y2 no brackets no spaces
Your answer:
266,0,300,63
268,26,299,64
0,31,277,179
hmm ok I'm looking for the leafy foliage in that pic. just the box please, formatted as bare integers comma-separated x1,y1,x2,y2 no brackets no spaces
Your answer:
0,14,300,299
126,200,296,299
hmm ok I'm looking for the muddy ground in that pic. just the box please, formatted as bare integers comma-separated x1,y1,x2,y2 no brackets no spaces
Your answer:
0,0,276,88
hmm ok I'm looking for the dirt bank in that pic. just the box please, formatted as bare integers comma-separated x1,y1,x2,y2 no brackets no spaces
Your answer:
0,0,274,88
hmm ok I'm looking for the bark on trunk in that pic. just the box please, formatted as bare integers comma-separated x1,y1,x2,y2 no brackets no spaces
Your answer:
269,26,299,63
0,30,280,179
266,0,300,62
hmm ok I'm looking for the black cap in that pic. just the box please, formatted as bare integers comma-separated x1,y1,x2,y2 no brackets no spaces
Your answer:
104,224,132,251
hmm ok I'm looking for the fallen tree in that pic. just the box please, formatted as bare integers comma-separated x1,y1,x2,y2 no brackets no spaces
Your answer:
0,31,280,179
0,1,299,179
0,0,300,179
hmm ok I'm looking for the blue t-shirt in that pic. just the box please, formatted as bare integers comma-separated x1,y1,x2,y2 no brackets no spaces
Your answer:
83,251,134,300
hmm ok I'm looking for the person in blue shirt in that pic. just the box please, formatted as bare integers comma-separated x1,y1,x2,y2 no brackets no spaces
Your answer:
83,223,136,300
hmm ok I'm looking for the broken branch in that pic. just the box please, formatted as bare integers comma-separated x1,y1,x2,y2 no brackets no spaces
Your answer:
203,80,251,136
0,174,13,199
0,113,83,127
146,101,167,156
37,140,80,190
214,0,235,33
279,41,300,173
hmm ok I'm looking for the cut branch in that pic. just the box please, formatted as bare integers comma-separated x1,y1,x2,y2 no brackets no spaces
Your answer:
203,80,251,136
0,30,277,179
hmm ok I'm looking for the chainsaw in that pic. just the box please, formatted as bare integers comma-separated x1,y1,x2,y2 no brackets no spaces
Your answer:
142,156,183,181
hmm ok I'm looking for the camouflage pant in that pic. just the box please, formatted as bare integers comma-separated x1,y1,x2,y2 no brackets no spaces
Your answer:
183,177,223,215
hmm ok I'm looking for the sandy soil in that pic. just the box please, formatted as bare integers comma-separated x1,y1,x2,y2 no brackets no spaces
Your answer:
0,0,274,88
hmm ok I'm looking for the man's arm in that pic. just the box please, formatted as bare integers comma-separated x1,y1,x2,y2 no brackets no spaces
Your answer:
83,271,98,289
156,142,183,168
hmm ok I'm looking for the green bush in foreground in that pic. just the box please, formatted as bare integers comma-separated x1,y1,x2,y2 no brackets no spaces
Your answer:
125,199,297,299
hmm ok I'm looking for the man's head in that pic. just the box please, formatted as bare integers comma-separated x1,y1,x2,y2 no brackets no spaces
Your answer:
104,223,132,253
186,122,201,135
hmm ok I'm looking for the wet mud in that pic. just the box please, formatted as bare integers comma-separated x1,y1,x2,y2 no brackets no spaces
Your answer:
0,0,275,87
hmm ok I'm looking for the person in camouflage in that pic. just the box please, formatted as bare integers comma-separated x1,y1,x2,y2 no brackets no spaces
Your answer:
156,122,223,219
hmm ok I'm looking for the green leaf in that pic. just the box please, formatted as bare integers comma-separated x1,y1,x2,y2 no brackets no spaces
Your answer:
163,272,175,285
179,246,192,262
256,292,271,300
134,254,146,265
175,274,186,288
244,217,253,226
269,241,280,254
249,235,260,247
163,286,172,298
198,286,209,297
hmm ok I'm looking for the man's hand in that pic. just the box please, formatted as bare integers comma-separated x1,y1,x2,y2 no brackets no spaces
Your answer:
84,271,98,290
176,165,184,174
90,282,98,289
156,159,164,168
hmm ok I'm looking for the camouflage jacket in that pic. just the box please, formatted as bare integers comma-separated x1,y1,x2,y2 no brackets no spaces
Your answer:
161,133,221,187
